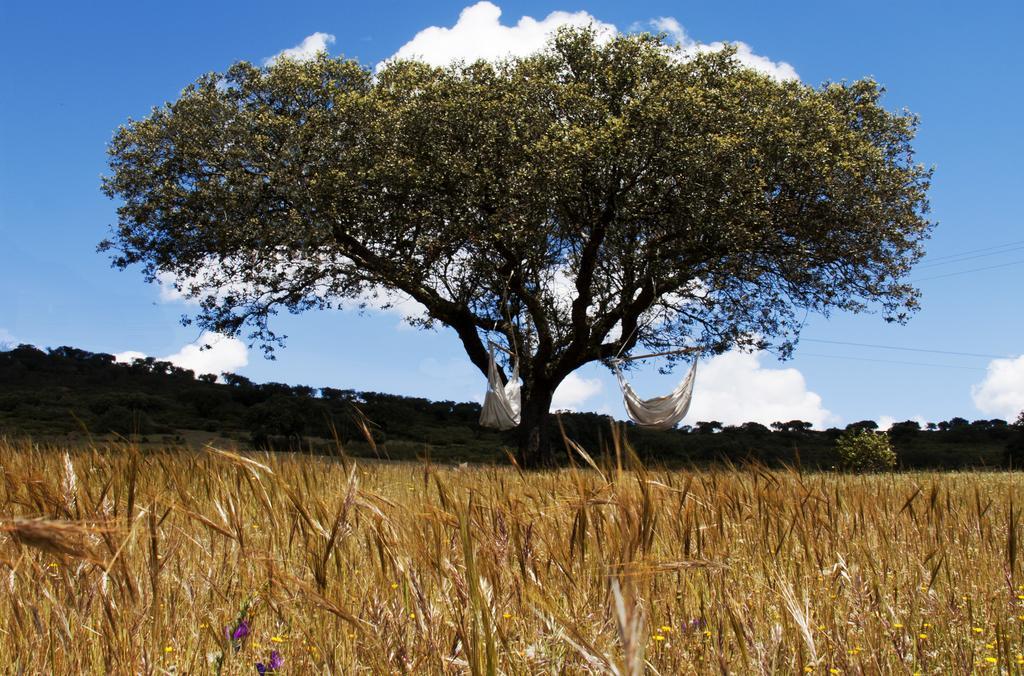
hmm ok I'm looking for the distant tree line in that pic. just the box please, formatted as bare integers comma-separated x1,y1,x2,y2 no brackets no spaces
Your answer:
1,344,1020,469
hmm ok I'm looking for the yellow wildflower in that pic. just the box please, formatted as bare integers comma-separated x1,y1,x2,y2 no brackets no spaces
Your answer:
271,636,285,643
918,633,928,640
972,627,983,633
164,646,173,653
653,634,665,642
985,657,997,664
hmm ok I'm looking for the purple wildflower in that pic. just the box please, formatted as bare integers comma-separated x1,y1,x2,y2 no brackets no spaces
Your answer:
256,650,284,674
226,618,250,652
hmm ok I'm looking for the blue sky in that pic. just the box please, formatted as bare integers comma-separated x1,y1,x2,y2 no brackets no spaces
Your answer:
2,0,1022,427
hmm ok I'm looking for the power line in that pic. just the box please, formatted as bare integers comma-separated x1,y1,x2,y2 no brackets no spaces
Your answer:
800,352,986,371
800,338,1009,360
912,258,1024,282
922,238,1024,263
916,243,1024,269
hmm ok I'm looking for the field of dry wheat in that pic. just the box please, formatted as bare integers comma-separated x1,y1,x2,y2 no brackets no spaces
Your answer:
1,433,1022,674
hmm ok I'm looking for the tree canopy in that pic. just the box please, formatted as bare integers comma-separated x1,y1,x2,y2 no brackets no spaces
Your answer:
101,28,932,466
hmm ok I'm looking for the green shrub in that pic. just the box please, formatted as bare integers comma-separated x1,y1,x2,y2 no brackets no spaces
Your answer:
836,429,897,472
95,405,156,436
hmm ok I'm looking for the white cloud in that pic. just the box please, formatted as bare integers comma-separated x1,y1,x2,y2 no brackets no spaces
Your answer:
156,271,188,303
338,289,430,328
697,39,798,81
156,267,260,306
156,266,429,329
265,32,336,65
648,16,798,81
114,332,249,378
682,351,836,428
165,332,249,376
384,3,795,82
877,415,928,431
649,17,687,44
553,371,603,411
0,328,17,351
260,5,793,84
383,1,616,69
971,355,1024,420
112,350,147,363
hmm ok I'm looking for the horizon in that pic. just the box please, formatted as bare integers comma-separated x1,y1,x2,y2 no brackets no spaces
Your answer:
5,339,1017,430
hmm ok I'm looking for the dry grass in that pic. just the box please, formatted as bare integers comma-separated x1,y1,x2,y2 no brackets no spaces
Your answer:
0,432,1022,674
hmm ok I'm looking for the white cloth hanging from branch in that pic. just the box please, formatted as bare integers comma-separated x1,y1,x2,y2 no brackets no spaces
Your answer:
479,343,521,430
613,359,698,431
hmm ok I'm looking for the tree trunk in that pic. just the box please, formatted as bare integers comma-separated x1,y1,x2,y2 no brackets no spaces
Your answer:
517,387,556,469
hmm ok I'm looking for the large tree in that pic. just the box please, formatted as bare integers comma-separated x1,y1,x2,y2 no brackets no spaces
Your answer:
101,29,932,467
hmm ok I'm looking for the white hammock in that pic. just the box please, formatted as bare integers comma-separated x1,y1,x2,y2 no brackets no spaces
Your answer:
479,343,521,430
613,359,698,431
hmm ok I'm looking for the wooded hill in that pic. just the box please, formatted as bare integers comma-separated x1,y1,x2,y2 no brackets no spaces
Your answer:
1,344,1020,468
